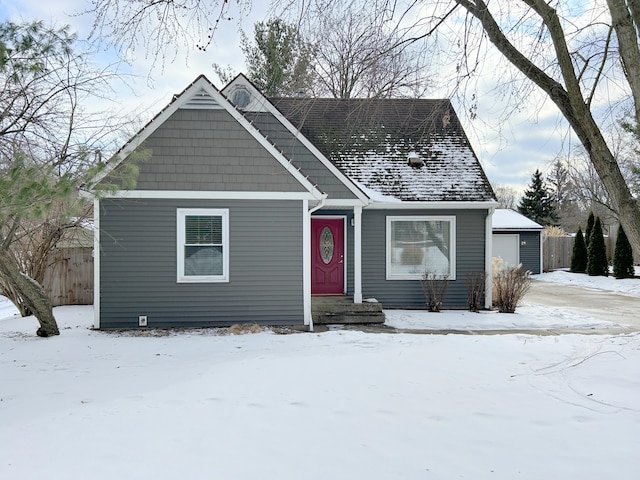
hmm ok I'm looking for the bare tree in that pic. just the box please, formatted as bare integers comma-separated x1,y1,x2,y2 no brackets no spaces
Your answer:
493,184,519,210
293,0,433,98
0,21,135,336
84,0,251,65
546,157,583,232
438,0,640,254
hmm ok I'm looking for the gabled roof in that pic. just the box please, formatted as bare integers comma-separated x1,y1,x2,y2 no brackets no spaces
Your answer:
270,97,496,202
492,209,544,231
221,74,369,205
88,75,324,200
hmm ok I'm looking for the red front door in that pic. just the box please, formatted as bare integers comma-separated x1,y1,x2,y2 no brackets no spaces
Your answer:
311,218,345,294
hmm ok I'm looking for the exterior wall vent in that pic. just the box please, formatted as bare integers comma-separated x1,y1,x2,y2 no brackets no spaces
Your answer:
181,88,222,109
407,151,424,168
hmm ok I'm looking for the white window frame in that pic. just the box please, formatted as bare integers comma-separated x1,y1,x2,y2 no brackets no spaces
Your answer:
177,208,229,283
386,215,456,280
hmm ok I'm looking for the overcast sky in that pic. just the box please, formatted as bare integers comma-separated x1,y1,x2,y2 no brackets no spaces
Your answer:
1,0,582,195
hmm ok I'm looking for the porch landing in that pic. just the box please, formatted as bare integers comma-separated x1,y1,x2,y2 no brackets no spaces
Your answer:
312,296,385,325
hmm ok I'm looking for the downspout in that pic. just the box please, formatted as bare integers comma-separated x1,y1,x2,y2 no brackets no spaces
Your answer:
485,208,495,309
80,190,101,329
305,196,327,332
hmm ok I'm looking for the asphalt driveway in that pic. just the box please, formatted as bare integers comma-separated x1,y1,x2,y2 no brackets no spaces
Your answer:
523,278,640,330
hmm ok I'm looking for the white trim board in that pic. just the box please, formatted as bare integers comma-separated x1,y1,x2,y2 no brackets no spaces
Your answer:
86,190,323,201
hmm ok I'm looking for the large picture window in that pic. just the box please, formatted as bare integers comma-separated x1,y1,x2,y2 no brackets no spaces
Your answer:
386,216,456,280
177,208,229,282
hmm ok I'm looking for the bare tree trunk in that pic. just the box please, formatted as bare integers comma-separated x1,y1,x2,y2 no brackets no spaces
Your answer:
607,0,640,123
455,0,640,256
0,250,59,337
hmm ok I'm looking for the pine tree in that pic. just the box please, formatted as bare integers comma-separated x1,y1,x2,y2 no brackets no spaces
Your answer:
242,19,316,97
570,227,587,273
586,217,609,276
613,226,635,279
518,169,558,226
585,211,595,249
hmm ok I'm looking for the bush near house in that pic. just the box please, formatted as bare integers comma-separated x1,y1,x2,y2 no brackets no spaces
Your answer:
492,258,531,313
465,271,486,312
421,272,450,312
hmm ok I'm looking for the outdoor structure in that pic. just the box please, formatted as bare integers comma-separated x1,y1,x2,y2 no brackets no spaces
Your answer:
86,74,497,329
43,225,94,306
492,208,543,274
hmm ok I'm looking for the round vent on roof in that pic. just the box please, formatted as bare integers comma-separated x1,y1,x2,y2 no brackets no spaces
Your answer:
232,87,251,109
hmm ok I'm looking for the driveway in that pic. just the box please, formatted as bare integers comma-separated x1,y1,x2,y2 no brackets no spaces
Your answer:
523,278,640,330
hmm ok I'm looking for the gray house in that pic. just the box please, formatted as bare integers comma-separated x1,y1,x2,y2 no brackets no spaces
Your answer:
88,74,497,329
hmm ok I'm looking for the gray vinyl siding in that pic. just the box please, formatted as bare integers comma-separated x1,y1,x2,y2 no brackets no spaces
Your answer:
99,198,304,328
498,230,541,274
120,109,307,192
246,113,359,200
360,209,489,308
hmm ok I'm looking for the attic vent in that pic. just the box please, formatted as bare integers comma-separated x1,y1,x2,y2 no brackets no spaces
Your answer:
181,88,221,109
231,88,252,109
407,151,424,168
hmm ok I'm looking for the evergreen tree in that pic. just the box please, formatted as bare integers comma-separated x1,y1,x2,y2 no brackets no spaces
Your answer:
613,226,635,279
242,19,316,97
586,217,609,276
518,169,558,226
585,211,595,249
570,227,587,273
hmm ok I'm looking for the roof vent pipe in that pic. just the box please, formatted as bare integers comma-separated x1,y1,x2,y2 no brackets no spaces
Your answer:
407,151,424,168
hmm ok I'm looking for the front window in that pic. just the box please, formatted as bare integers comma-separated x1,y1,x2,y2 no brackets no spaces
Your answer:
386,216,456,280
177,208,229,282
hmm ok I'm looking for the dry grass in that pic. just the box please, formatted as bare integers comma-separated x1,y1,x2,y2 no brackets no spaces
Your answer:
103,323,269,337
544,225,567,237
228,323,264,335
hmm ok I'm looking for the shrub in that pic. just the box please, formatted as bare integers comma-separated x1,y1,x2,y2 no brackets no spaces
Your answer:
493,264,531,313
421,272,450,312
613,226,635,279
570,227,587,273
465,271,486,312
586,216,608,276
544,225,566,237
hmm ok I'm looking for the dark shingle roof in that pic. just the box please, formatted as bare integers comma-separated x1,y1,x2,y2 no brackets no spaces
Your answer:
270,97,495,202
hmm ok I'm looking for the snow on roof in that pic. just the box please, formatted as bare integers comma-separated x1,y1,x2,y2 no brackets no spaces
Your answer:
270,98,495,202
492,209,543,230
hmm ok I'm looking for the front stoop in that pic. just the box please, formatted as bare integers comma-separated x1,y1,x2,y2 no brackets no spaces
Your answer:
312,296,385,325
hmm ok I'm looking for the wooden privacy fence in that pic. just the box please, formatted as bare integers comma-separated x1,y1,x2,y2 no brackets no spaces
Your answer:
43,247,94,306
543,236,614,271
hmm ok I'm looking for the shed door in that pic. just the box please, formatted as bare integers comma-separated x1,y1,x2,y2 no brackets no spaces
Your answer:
312,218,345,294
492,234,519,267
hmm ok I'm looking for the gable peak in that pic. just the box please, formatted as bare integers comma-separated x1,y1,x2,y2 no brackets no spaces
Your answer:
180,86,222,110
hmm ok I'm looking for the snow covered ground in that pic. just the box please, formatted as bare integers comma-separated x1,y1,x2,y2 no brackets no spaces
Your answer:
1,272,639,479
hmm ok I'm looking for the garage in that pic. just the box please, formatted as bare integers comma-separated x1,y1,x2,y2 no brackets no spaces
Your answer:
492,209,543,274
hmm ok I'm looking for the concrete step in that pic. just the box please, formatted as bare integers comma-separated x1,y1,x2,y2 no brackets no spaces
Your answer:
312,297,385,325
